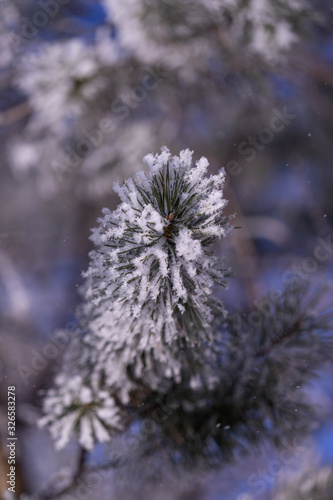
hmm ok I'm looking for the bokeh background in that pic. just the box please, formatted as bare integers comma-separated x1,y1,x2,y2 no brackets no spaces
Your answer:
0,0,333,498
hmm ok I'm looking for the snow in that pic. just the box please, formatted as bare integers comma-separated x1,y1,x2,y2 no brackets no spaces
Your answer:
175,229,202,262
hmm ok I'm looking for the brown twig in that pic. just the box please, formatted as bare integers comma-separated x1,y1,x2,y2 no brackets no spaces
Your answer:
0,102,31,127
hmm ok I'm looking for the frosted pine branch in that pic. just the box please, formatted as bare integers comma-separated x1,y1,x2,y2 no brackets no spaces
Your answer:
40,147,231,449
83,147,230,377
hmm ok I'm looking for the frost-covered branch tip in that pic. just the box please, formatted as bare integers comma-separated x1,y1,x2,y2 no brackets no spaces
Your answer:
40,147,231,450
84,147,230,349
